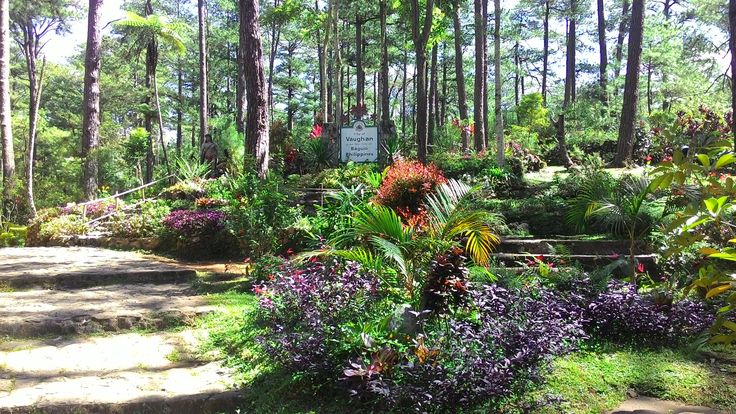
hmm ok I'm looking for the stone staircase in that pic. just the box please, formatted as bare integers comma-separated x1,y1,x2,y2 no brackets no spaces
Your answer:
0,247,242,414
492,237,657,275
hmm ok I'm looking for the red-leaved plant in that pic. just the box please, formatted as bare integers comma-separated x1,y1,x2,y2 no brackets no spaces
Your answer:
374,159,447,224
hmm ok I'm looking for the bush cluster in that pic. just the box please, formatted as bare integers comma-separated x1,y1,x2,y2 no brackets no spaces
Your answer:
374,159,446,223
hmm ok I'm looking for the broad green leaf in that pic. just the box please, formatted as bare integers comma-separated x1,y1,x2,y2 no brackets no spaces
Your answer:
715,153,736,169
696,154,711,168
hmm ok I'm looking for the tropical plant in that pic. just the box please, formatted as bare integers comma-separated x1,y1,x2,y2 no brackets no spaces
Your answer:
173,152,210,182
305,179,501,302
567,173,663,286
114,11,186,181
650,139,736,344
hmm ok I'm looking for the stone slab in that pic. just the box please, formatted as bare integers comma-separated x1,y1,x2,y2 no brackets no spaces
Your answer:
0,284,215,337
0,247,195,289
0,331,240,414
607,397,726,414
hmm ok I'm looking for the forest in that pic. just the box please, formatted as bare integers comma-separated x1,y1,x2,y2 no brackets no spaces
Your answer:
0,0,732,213
1,0,736,413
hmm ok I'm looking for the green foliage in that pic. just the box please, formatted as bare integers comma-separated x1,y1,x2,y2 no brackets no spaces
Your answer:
159,179,206,201
312,179,500,302
37,214,89,244
108,200,170,239
515,93,551,133
215,172,305,257
650,139,736,344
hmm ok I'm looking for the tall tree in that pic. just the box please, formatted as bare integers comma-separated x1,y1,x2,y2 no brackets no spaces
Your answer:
473,0,486,152
554,2,576,167
10,0,73,215
541,0,550,103
410,0,435,163
614,0,630,82
81,0,104,201
613,0,645,166
379,0,391,137
452,0,470,151
493,0,503,166
198,0,209,145
116,8,183,183
0,0,12,215
730,0,736,149
597,0,608,104
240,0,270,178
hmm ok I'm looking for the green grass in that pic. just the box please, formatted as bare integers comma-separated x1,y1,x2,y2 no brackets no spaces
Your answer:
199,291,736,414
536,345,736,413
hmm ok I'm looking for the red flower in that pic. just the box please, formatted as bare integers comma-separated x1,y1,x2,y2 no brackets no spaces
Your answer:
309,124,323,139
636,263,645,273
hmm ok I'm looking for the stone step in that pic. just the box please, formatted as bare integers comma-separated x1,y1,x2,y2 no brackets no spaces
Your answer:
491,253,658,273
0,284,215,338
0,247,195,290
0,331,241,414
496,238,649,255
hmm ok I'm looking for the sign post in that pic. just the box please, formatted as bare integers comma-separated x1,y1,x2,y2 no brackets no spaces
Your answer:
340,120,379,163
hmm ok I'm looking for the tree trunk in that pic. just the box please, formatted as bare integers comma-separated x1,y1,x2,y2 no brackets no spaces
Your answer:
355,16,365,106
333,0,342,126
453,2,469,152
482,0,489,148
401,48,407,136
380,0,391,152
597,0,608,104
428,44,438,153
81,0,104,201
144,0,155,183
240,0,270,178
542,0,549,104
1,0,14,215
267,0,281,119
613,0,644,167
646,59,652,115
318,0,329,122
730,0,736,150
411,0,434,163
198,0,209,145
236,34,245,133
473,0,486,152
153,69,171,179
614,0,630,83
286,43,295,130
494,0,504,166
514,40,519,107
25,57,45,217
556,14,575,168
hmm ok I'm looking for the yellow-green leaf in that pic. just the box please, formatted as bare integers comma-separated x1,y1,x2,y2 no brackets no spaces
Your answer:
715,153,736,169
706,284,732,299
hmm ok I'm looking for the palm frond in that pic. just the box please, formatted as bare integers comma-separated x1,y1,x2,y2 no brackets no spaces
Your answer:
353,204,411,243
442,212,500,265
368,236,408,276
425,179,472,227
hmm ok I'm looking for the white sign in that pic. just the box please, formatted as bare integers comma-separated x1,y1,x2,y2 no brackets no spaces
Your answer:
341,120,379,163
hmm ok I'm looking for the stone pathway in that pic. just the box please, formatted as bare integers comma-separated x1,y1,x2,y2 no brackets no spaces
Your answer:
0,247,241,414
608,397,726,414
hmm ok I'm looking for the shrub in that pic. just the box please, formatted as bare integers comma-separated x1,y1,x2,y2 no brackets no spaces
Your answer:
374,159,446,223
159,179,207,201
162,209,226,238
38,215,89,243
255,260,383,374
256,260,586,412
108,200,170,239
217,172,305,256
369,284,586,411
586,281,713,346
